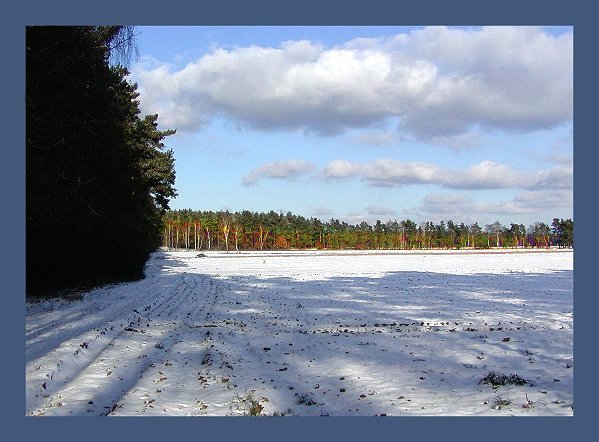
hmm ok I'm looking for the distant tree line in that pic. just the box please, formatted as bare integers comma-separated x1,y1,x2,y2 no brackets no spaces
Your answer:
163,210,573,251
27,26,176,297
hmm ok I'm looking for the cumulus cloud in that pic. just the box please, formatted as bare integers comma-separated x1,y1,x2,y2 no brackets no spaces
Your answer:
242,160,316,186
321,160,361,179
414,189,572,222
513,190,573,209
470,202,537,216
364,205,398,216
531,166,573,190
313,207,334,216
344,212,368,224
321,158,573,191
417,193,531,223
419,193,473,215
429,130,485,151
322,159,440,187
444,161,523,189
131,27,572,139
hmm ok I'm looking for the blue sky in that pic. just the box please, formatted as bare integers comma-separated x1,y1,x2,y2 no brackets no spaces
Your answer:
128,26,573,227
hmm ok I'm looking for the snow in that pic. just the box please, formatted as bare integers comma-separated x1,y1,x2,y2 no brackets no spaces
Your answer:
26,249,573,416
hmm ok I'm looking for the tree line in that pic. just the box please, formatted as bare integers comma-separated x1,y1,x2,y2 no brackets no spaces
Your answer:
163,210,573,252
27,26,177,297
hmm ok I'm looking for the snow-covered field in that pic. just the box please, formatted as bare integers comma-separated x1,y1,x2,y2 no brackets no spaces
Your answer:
25,249,573,416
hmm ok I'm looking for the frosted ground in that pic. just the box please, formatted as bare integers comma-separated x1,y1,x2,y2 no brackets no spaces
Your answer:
25,249,573,416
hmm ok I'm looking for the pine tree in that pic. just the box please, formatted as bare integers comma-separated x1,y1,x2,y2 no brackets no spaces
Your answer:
26,26,176,296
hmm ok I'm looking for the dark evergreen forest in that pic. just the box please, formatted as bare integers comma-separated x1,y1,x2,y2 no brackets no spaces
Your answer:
26,26,177,297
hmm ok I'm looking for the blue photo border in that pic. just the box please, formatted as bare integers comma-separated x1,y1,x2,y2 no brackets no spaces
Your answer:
7,0,591,440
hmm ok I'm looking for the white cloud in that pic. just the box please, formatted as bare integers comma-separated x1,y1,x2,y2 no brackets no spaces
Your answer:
429,130,485,151
131,26,572,139
531,166,573,190
512,190,573,209
413,189,572,223
313,207,334,217
321,160,360,179
321,159,573,191
360,160,440,187
322,159,440,187
343,212,368,224
242,160,316,186
395,26,572,137
364,205,398,216
470,201,537,216
444,161,523,189
420,193,473,215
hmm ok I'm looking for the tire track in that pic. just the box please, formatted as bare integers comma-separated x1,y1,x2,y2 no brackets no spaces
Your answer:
27,262,225,416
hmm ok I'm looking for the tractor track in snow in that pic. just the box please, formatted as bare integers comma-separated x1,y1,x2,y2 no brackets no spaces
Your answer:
26,264,225,416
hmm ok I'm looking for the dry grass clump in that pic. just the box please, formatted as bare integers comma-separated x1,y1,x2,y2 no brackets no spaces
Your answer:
479,371,533,387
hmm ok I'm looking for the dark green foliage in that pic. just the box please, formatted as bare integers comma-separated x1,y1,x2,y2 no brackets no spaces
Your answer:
26,26,176,297
551,218,574,248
